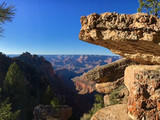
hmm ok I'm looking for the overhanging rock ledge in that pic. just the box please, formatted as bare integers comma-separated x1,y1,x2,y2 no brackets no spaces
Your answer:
79,12,160,65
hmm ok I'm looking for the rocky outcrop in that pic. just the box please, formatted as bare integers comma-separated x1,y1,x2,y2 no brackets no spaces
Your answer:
124,65,160,120
72,58,135,94
79,12,160,120
33,105,72,120
17,52,55,79
91,104,131,120
86,58,136,83
96,77,123,94
72,73,96,94
79,12,160,65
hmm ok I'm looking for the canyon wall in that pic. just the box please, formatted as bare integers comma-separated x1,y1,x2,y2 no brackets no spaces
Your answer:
79,12,160,120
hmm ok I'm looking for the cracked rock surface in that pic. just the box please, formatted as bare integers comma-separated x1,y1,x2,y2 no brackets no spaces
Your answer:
79,12,160,64
124,65,160,120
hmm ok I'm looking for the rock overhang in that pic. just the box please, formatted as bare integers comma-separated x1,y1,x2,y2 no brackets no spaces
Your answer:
79,12,160,65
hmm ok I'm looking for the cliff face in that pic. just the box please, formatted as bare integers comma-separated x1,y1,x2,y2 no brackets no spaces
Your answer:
72,59,136,94
79,12,160,65
17,52,55,80
125,65,160,119
86,58,137,83
79,12,160,120
72,73,96,94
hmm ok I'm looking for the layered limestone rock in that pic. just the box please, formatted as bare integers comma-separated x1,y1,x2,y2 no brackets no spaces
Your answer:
96,77,123,94
124,65,160,120
91,104,131,120
86,58,136,83
79,12,160,65
33,105,72,120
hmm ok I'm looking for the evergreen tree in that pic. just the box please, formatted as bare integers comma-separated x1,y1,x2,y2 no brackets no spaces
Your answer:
3,62,26,96
0,2,15,35
0,98,20,120
42,85,54,105
3,62,28,120
0,88,19,120
138,0,160,16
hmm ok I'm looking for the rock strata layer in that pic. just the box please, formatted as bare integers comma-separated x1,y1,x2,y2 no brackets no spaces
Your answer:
86,58,136,83
124,65,160,120
79,12,160,65
96,77,124,94
72,73,96,94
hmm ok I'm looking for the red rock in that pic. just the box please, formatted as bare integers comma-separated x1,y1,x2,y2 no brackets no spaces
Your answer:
124,65,160,120
72,73,96,94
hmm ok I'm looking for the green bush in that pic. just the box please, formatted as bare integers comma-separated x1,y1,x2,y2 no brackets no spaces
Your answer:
109,85,125,105
80,94,104,120
51,97,60,107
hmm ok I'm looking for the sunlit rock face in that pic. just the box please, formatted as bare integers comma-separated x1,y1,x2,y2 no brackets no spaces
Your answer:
86,58,136,83
79,12,160,65
124,65,160,120
95,77,124,94
91,104,131,120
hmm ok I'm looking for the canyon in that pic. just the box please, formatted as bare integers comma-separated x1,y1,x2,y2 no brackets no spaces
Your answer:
8,53,121,119
43,55,120,93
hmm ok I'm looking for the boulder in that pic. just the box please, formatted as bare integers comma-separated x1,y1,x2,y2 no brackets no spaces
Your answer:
124,65,160,120
33,105,72,120
91,104,131,120
86,58,136,83
79,12,160,65
104,94,111,106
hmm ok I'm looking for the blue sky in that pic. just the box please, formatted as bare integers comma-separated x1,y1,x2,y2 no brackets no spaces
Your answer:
0,0,139,55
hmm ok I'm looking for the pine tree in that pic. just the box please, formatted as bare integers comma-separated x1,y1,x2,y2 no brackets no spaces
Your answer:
3,62,26,96
3,62,28,120
0,88,19,120
138,0,160,16
42,85,54,105
0,98,20,120
0,2,15,35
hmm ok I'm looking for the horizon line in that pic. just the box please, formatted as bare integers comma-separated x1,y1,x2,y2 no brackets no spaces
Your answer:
6,53,119,56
